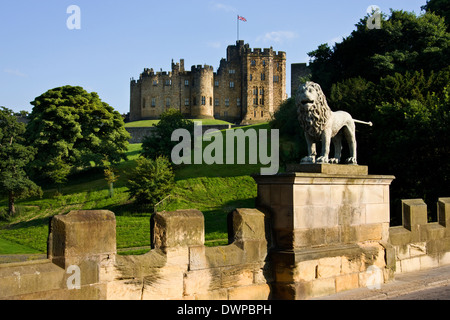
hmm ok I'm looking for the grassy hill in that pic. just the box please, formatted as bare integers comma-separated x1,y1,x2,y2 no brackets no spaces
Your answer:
0,123,277,255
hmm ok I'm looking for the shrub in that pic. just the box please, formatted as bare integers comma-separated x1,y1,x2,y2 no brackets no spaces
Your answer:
127,156,175,209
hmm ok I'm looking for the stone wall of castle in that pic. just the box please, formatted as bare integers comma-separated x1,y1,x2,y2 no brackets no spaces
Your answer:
129,41,287,124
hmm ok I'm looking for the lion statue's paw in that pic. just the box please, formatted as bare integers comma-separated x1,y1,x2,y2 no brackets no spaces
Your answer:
316,156,329,164
301,156,315,164
345,157,357,165
329,158,340,164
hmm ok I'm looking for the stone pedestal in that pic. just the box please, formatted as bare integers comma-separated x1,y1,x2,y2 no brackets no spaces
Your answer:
253,164,395,299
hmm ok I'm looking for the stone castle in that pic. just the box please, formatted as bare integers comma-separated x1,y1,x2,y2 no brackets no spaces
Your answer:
129,40,287,124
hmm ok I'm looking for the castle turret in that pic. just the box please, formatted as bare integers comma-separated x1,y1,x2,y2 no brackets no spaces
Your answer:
191,65,214,119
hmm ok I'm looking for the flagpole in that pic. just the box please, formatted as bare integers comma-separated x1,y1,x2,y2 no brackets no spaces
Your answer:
237,15,239,41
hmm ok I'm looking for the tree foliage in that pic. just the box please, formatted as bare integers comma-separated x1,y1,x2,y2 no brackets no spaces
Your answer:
308,10,450,95
422,0,450,31
0,107,42,217
127,156,175,208
25,86,130,186
141,109,194,160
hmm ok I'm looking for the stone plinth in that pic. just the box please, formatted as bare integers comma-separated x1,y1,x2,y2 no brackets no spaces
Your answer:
253,165,395,299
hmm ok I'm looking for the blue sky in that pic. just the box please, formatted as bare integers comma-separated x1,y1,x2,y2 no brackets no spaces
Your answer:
0,0,426,115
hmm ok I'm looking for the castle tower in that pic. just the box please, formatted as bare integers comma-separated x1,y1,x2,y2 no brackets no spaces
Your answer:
130,79,142,121
191,65,214,119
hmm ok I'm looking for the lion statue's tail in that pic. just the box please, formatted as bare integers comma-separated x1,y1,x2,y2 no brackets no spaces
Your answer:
354,120,373,127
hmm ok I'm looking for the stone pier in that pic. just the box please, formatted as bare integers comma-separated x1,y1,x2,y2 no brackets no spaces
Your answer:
254,164,396,299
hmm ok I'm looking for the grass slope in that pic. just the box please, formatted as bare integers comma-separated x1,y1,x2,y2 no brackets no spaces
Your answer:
0,123,275,255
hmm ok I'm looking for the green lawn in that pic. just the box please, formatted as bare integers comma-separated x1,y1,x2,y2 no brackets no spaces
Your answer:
125,119,233,128
0,122,277,255
0,238,41,255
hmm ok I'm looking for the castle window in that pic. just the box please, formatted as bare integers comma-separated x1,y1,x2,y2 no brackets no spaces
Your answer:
274,76,279,82
262,60,266,66
184,80,189,86
210,97,213,106
153,80,158,86
225,98,230,107
261,73,265,81
214,80,219,87
229,69,236,74
254,110,257,117
229,81,235,88
215,98,219,106
166,98,171,106
142,98,146,108
261,111,264,117
260,88,264,95
224,111,228,117
260,98,265,105
249,74,253,81
253,98,258,105
185,98,190,106
151,98,156,107
237,98,241,106
165,79,172,86
201,96,206,105
253,87,258,95
251,60,256,66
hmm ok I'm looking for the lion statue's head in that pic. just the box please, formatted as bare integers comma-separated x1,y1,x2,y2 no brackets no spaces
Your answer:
296,81,332,139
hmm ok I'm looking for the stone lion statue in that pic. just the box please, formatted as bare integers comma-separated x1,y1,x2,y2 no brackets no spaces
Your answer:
296,81,372,165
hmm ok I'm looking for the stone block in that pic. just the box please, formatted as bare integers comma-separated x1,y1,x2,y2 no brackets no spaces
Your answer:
365,203,390,224
142,266,184,300
221,265,254,288
402,199,428,231
438,198,450,227
310,278,336,298
184,268,221,297
294,260,318,282
389,226,411,246
336,273,359,293
231,209,266,242
49,210,116,269
228,284,271,300
153,209,204,250
419,255,439,270
399,257,421,273
317,257,342,279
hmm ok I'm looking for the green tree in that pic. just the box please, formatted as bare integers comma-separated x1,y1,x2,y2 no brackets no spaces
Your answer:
141,109,194,160
0,107,42,217
422,0,450,31
25,86,130,187
308,10,450,95
127,156,175,209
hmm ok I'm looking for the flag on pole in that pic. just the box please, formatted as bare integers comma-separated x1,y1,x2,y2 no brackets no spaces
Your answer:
238,15,247,22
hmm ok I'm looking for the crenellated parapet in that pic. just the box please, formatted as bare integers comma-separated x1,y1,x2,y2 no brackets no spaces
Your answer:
389,198,450,273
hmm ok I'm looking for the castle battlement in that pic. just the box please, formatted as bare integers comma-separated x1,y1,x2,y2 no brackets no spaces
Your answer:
191,64,214,73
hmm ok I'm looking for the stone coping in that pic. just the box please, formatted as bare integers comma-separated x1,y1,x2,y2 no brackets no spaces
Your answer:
286,163,369,175
253,172,395,185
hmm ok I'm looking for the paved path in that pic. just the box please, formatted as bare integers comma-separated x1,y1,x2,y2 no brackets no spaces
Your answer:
317,264,450,300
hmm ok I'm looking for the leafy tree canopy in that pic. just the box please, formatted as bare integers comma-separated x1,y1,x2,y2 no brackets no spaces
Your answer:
308,9,450,95
25,86,130,185
141,109,194,160
0,107,42,217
